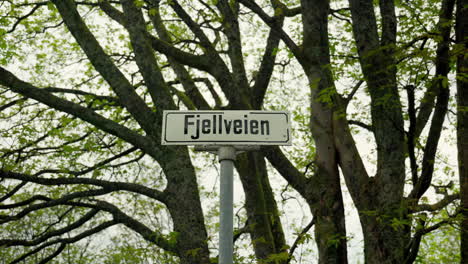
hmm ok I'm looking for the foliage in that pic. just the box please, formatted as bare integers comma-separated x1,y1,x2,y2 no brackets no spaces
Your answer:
0,0,463,263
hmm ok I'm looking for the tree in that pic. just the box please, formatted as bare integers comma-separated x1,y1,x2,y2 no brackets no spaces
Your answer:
456,0,468,262
0,0,461,263
241,0,460,263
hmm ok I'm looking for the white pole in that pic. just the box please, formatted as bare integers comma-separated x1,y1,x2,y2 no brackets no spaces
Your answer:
217,146,236,264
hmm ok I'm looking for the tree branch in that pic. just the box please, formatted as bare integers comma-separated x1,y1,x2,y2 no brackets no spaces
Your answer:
0,66,162,160
98,0,214,75
0,188,111,225
411,193,459,213
0,186,175,255
120,0,176,114
38,243,66,264
414,0,456,137
10,221,117,264
261,146,308,197
409,0,455,200
6,4,42,33
0,170,166,202
166,0,248,107
406,85,419,186
0,208,99,247
169,0,218,55
0,97,26,112
216,0,250,95
34,147,140,177
43,87,121,106
238,0,302,61
92,200,177,253
348,120,373,132
379,0,397,47
344,80,363,106
149,0,211,110
405,217,454,264
287,217,315,264
252,2,284,108
0,181,27,203
51,0,158,138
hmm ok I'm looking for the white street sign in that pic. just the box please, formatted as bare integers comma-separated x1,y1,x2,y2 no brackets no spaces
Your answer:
161,110,291,145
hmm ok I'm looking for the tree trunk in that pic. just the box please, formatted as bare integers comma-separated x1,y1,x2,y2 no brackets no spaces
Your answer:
307,173,348,264
236,152,288,263
359,211,410,264
299,0,349,262
346,1,412,263
456,0,468,262
161,147,211,264
305,72,348,263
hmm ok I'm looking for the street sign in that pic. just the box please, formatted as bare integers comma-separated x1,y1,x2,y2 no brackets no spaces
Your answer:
162,110,292,264
161,110,291,145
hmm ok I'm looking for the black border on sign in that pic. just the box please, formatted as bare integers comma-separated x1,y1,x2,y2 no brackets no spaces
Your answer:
163,111,290,144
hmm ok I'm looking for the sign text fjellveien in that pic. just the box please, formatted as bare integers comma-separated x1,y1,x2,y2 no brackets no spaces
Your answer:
161,111,290,145
184,114,270,139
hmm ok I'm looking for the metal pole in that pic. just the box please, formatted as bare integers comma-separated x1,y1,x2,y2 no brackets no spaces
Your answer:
218,146,236,264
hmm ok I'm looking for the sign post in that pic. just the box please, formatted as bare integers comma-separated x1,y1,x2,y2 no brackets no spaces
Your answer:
218,146,235,264
162,111,291,264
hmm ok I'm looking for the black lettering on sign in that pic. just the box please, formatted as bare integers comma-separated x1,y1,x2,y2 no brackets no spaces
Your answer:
233,120,242,134
202,119,210,133
183,114,271,139
184,115,194,135
191,115,200,139
219,115,222,134
250,120,259,134
212,115,216,134
244,115,248,134
260,120,269,135
224,119,232,134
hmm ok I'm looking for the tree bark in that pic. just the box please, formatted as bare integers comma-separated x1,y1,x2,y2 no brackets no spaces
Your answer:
236,152,288,263
347,0,409,263
300,0,348,262
345,0,455,262
456,0,468,263
160,147,211,264
51,1,212,263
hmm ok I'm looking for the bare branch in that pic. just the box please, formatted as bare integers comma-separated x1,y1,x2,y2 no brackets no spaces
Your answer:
0,181,27,203
0,97,26,112
261,146,308,197
43,87,121,106
0,66,161,160
412,193,460,213
92,200,177,253
287,217,315,264
38,243,66,264
10,221,117,264
238,0,302,60
6,5,42,33
51,0,159,138
0,188,111,225
0,170,166,202
149,0,211,110
345,80,363,106
409,0,455,200
348,120,373,132
0,208,99,247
